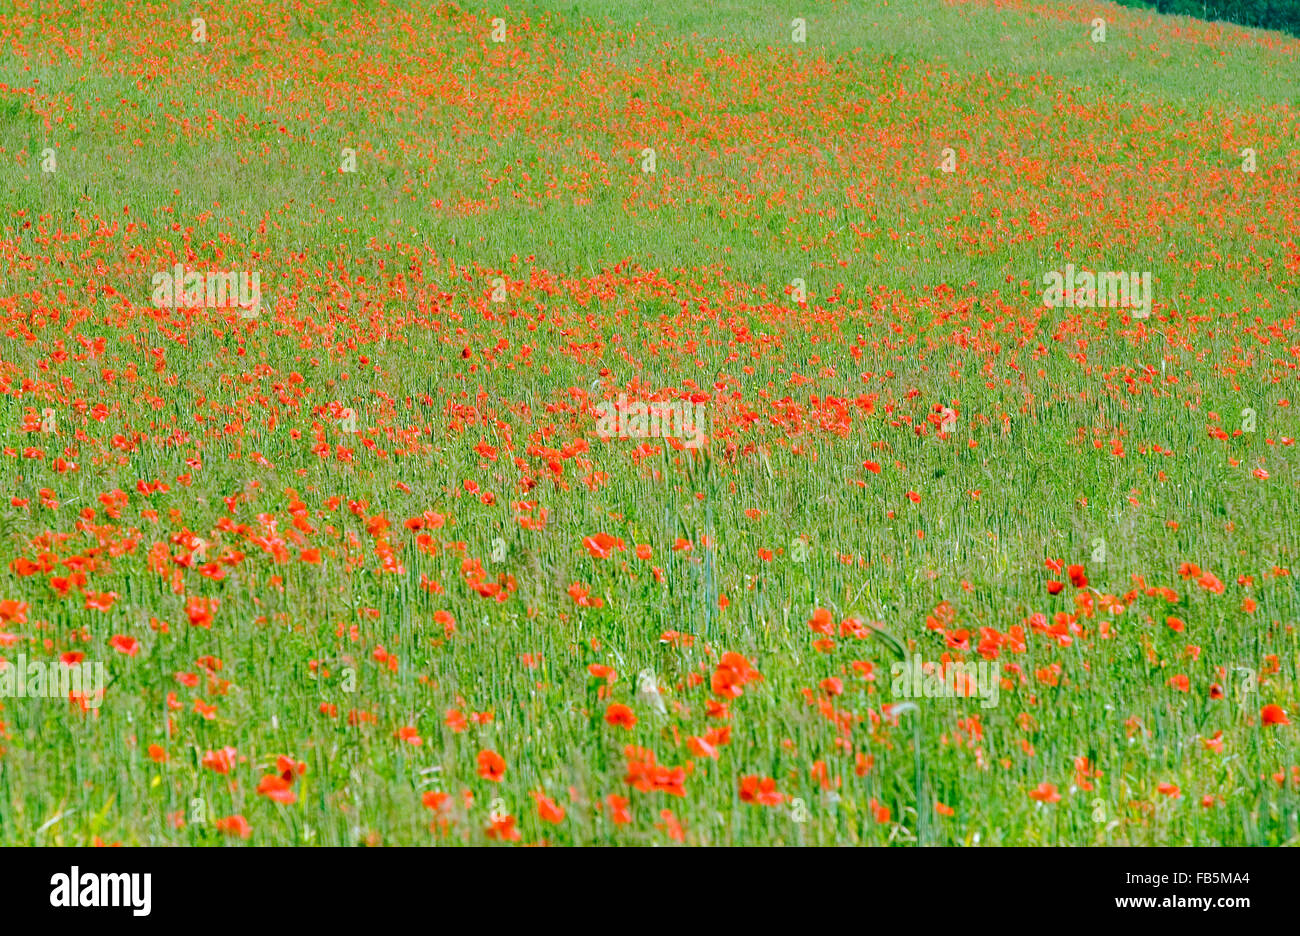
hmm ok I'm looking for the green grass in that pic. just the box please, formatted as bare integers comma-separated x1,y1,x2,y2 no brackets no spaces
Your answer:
0,0,1296,845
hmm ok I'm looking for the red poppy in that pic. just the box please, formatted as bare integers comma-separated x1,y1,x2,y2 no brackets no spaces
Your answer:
485,814,520,841
582,532,625,559
533,791,566,823
1029,782,1061,803
604,703,636,729
257,775,298,804
477,749,507,782
605,794,631,824
109,634,139,656
85,592,118,612
739,775,785,806
1261,704,1290,726
214,815,252,839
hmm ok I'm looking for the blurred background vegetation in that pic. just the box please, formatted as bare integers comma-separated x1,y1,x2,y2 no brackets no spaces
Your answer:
1114,0,1300,37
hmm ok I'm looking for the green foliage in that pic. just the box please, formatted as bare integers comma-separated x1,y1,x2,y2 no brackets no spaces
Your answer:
1112,0,1300,37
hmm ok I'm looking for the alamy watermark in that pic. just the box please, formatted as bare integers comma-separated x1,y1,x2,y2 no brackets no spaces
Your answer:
594,394,707,449
0,655,105,708
150,265,265,317
890,654,999,708
1042,264,1151,318
50,867,150,916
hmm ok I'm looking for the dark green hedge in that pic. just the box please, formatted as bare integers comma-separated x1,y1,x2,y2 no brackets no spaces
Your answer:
1111,0,1300,37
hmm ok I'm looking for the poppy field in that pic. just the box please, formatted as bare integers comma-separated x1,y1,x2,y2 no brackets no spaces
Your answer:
0,0,1298,847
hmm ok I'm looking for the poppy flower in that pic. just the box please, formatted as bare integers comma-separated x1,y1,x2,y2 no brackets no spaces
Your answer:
808,607,834,635
477,749,507,782
533,791,566,823
567,583,604,608
186,596,218,628
277,756,306,782
739,775,785,806
1261,704,1290,726
214,815,252,839
422,791,451,812
605,794,631,824
257,775,297,804
109,634,139,656
656,809,686,842
201,747,239,774
85,592,118,612
582,532,625,559
604,703,637,729
687,735,718,759
485,814,520,841
1029,782,1061,803
710,652,762,699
